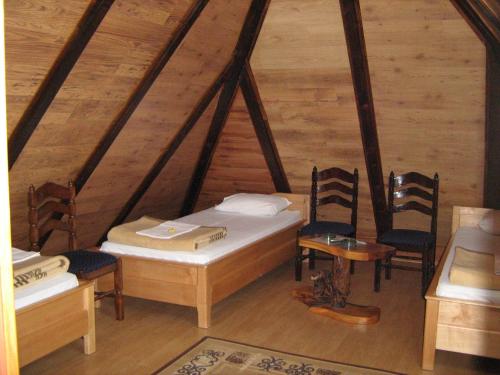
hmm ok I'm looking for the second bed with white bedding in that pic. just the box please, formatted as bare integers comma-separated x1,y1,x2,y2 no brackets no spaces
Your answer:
101,208,302,264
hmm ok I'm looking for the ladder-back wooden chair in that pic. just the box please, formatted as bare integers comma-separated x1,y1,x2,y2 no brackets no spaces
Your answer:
29,181,124,320
295,166,358,281
374,171,439,295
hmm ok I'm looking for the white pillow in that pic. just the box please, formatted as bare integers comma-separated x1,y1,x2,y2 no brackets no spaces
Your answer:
214,193,291,216
479,210,500,236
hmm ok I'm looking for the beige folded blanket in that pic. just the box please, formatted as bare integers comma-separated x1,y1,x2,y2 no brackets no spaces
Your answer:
13,255,69,289
107,216,227,251
449,246,500,291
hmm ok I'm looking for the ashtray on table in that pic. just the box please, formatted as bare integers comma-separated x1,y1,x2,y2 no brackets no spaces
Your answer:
322,234,358,249
339,238,357,249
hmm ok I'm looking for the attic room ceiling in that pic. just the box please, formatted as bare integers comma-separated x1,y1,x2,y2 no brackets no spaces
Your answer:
5,0,498,254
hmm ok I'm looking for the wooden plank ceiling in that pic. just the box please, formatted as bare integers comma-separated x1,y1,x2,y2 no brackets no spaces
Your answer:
5,0,493,254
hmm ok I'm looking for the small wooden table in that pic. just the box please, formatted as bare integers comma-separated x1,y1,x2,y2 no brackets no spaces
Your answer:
293,234,395,324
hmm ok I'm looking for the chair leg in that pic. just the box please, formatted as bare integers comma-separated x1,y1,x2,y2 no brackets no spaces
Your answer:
430,245,436,277
295,243,303,281
309,249,316,270
114,258,124,320
350,260,355,275
385,255,392,280
374,259,381,292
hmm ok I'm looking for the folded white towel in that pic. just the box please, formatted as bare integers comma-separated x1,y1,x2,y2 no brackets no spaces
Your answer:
136,220,200,240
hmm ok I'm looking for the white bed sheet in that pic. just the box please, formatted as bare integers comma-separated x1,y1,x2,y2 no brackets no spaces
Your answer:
436,226,500,304
15,272,79,310
101,208,302,265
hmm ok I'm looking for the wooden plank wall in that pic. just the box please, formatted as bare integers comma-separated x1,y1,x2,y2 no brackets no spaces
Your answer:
128,95,219,221
198,0,485,250
6,0,252,252
196,89,275,211
364,0,485,245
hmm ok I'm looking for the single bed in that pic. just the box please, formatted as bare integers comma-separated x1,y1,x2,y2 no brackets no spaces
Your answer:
98,193,308,328
422,206,500,370
14,250,96,367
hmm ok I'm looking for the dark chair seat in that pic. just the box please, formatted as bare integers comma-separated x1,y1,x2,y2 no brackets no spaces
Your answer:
378,229,435,251
62,250,118,275
300,221,355,237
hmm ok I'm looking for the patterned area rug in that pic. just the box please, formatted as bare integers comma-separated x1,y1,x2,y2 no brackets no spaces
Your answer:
152,337,401,374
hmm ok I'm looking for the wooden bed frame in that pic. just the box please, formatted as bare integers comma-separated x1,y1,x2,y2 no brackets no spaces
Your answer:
16,280,95,367
422,206,500,370
98,193,308,328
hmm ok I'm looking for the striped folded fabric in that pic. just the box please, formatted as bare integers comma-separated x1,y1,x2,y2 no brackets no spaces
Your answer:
13,255,70,289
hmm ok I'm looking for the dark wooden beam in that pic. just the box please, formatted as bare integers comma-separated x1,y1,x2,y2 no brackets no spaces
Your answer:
180,74,239,216
180,0,271,216
98,63,232,244
240,61,291,193
485,52,500,209
338,0,388,236
38,0,209,249
74,0,210,193
7,0,114,170
450,0,500,60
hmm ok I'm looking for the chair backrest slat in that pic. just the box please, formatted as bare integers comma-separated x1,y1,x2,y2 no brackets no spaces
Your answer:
318,167,355,183
37,200,73,219
318,181,353,196
393,172,434,189
318,194,352,209
35,182,74,202
393,201,433,216
38,219,72,238
393,187,433,202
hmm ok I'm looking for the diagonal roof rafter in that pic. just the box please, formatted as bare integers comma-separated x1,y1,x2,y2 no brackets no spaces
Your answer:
8,0,115,170
339,0,389,236
240,61,290,193
180,0,272,216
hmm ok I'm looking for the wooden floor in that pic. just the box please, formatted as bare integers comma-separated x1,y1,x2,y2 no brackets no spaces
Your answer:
21,261,499,375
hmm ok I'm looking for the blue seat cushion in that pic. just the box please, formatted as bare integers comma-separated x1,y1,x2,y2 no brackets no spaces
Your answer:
378,229,435,251
300,221,355,237
62,250,117,274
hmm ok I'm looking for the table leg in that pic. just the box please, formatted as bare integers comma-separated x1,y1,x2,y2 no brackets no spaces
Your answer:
295,239,303,281
332,256,350,308
374,259,381,292
293,255,381,324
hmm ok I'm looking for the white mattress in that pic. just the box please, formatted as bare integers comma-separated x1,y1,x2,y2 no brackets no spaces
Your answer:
436,226,500,304
101,208,302,265
15,272,79,310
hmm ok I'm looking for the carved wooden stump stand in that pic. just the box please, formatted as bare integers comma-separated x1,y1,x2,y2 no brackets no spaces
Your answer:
293,235,395,325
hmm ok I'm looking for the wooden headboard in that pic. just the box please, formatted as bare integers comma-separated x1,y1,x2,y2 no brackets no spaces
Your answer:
451,206,494,234
273,193,310,225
